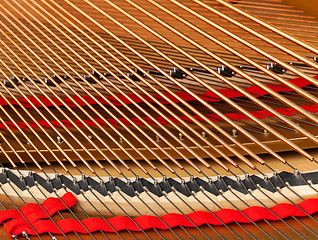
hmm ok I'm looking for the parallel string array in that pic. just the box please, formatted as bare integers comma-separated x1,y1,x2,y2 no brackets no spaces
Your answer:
0,0,318,239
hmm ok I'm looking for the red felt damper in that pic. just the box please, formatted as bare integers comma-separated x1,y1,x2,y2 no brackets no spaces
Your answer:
1,104,318,130
3,192,318,237
0,192,76,225
1,75,317,108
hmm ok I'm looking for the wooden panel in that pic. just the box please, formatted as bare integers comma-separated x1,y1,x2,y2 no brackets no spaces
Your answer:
283,0,318,19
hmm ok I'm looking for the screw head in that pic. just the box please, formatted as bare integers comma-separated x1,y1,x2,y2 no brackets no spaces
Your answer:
178,133,184,140
232,129,237,137
201,131,207,138
56,136,63,144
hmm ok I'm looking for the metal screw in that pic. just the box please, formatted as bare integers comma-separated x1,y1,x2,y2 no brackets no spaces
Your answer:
22,231,30,240
201,131,207,139
178,133,184,140
232,129,237,137
56,136,63,144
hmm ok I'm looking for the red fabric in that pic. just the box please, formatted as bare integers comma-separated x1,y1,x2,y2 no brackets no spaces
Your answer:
0,192,76,238
0,193,76,226
2,192,318,237
1,103,318,130
1,75,317,131
2,75,317,109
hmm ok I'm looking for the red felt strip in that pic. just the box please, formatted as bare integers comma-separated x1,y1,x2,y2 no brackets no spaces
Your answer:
1,75,317,109
0,192,76,225
2,104,318,131
4,193,318,237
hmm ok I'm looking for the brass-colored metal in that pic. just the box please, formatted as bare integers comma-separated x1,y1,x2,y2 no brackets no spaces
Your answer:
0,0,318,238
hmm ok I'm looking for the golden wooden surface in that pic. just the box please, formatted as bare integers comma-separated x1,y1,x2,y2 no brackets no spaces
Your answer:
283,0,318,19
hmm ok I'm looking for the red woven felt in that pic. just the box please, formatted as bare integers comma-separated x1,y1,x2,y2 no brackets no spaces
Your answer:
0,192,76,227
4,193,318,237
1,103,317,130
2,75,317,109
